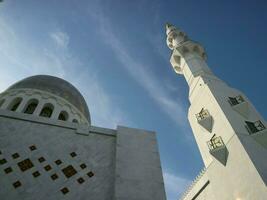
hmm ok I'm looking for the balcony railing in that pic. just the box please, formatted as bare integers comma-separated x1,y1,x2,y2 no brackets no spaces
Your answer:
196,109,210,121
207,136,224,151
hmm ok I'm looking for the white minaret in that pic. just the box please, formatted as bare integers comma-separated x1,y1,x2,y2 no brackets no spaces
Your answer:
166,23,267,199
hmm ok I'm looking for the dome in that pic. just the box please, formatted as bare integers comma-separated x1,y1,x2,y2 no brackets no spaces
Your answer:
8,75,90,122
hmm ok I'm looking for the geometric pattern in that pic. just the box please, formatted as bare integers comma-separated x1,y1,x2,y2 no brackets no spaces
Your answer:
0,144,94,195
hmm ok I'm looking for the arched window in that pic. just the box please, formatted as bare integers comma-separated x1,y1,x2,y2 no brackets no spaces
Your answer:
39,103,54,118
0,99,5,108
8,97,23,111
24,99,38,114
58,111,68,121
72,119,78,123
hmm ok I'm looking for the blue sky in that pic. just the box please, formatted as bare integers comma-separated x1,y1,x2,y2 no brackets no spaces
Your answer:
0,0,267,199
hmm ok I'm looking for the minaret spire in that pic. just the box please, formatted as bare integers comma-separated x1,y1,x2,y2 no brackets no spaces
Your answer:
165,24,211,97
165,23,187,50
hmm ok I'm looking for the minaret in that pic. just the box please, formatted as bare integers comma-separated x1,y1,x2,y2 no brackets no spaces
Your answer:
166,23,267,199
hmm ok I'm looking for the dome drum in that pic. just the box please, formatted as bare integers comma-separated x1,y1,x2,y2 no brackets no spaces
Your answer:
7,75,90,123
0,75,90,124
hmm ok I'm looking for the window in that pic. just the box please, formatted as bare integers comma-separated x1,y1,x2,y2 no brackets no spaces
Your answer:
245,120,266,134
58,111,68,121
80,163,86,169
17,158,34,172
61,187,69,195
29,145,37,151
44,165,52,171
228,95,244,106
196,108,210,121
72,119,78,123
77,177,85,184
87,171,94,177
32,171,40,178
51,173,58,180
39,104,54,118
4,167,13,174
24,99,38,114
0,99,5,108
8,97,23,111
70,152,77,157
38,157,45,163
55,159,62,165
12,153,20,159
207,136,224,151
0,158,7,165
13,181,22,188
62,165,77,178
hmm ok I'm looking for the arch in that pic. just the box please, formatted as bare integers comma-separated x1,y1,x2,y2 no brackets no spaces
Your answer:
8,97,23,111
181,46,190,54
39,103,54,118
193,45,201,54
202,52,206,59
0,99,5,108
72,119,78,123
58,111,69,121
24,99,39,114
173,55,181,65
178,31,184,37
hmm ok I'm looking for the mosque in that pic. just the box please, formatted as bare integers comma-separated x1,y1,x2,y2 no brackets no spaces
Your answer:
0,75,166,200
166,23,267,199
1,22,266,200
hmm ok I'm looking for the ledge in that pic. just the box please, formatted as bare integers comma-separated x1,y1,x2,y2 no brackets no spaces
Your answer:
0,109,116,137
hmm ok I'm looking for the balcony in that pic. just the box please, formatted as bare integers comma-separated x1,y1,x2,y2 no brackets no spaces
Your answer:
196,109,213,132
207,136,224,151
207,136,228,166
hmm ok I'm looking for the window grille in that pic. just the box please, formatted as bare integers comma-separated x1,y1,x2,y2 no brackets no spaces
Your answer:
207,136,224,151
9,98,22,111
24,101,38,114
40,104,54,118
245,120,266,134
58,111,68,121
62,165,77,178
18,159,34,172
72,119,78,123
228,95,244,106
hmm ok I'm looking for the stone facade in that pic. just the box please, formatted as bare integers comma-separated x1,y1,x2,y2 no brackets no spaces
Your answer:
0,76,166,200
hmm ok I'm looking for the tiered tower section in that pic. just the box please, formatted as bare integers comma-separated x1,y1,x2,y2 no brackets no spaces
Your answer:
166,23,267,199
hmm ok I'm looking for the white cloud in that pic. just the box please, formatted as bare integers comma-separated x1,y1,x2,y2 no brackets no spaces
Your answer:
0,15,128,129
163,171,191,200
83,80,130,128
0,5,193,200
72,68,131,128
86,9,194,199
50,30,70,48
87,8,188,129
